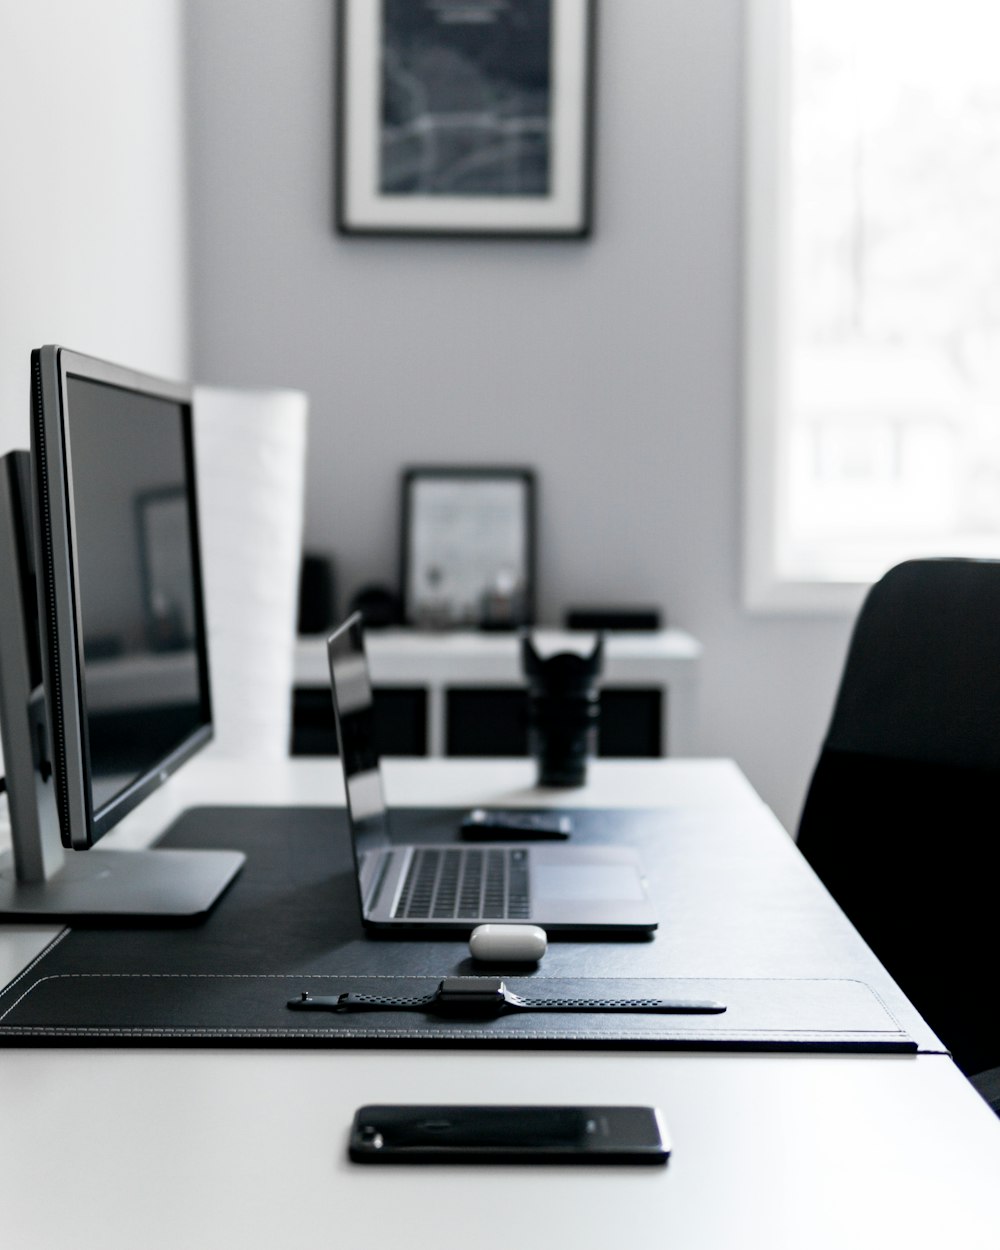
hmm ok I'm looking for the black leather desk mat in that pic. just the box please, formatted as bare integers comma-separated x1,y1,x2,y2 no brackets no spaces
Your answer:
0,806,924,1052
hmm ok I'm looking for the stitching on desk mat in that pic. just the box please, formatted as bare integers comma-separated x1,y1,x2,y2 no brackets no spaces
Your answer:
0,972,911,1037
847,980,907,1032
1,972,898,981
0,1027,910,1041
0,929,71,1007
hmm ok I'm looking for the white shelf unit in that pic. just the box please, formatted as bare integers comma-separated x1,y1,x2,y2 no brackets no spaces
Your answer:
294,628,702,758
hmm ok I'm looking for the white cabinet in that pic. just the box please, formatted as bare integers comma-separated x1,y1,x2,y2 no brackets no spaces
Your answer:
293,628,701,758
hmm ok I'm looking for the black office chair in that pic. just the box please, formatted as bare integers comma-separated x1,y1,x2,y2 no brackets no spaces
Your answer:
796,558,1000,1112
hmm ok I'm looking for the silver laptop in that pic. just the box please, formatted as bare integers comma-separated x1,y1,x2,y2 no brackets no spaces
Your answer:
326,614,658,935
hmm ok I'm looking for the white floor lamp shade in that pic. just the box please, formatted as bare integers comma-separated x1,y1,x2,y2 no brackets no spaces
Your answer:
194,385,308,760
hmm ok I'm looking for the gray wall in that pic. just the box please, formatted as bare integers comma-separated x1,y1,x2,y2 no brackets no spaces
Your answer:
185,0,855,832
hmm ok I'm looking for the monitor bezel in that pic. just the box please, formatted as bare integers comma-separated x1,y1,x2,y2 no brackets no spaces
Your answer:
31,345,214,851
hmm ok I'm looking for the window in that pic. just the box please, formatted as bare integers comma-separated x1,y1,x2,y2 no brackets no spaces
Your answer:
744,0,1000,611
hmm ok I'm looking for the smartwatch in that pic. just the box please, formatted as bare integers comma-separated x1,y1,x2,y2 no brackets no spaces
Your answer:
288,976,725,1016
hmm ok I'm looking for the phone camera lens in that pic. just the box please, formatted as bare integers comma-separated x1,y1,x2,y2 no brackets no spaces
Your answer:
359,1125,384,1149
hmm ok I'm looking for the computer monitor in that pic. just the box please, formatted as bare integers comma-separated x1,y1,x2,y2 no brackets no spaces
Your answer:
0,346,244,919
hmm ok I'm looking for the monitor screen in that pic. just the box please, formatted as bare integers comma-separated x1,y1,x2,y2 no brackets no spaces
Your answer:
325,612,392,855
32,347,213,850
64,374,210,819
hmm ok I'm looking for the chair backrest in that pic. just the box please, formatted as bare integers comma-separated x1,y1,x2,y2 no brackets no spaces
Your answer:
797,558,1000,1076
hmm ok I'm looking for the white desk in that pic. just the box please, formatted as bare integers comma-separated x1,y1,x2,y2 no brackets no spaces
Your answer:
1,759,999,1250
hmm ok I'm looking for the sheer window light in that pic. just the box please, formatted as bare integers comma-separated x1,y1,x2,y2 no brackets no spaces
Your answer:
744,0,1000,610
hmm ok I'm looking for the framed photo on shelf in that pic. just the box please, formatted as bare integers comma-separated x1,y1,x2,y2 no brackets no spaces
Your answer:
400,467,536,629
336,0,595,238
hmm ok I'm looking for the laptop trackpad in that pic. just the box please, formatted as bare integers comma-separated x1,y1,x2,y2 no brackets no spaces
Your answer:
532,864,646,902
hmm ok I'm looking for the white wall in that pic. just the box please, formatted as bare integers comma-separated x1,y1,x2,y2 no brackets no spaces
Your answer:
184,0,855,832
0,0,191,780
0,0,191,458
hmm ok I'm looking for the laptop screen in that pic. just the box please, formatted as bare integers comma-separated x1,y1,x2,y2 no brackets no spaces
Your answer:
326,614,393,869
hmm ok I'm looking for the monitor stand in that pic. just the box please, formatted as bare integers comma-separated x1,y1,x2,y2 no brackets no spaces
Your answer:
0,846,244,921
0,450,244,921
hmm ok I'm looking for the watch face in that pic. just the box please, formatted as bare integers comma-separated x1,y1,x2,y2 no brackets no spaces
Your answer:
439,976,506,1000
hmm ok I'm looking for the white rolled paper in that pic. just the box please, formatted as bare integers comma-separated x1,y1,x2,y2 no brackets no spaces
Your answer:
193,385,308,759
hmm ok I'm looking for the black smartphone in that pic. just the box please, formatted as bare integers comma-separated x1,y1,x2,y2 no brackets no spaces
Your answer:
459,809,572,841
348,1105,669,1165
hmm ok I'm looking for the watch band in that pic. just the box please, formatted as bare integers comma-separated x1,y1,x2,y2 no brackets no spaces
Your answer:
326,992,441,1011
502,992,722,1013
288,977,726,1017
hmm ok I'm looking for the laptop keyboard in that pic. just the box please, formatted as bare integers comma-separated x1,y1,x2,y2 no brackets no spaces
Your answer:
395,847,531,921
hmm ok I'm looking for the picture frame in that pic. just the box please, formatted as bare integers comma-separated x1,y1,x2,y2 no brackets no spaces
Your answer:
335,0,595,239
400,467,536,629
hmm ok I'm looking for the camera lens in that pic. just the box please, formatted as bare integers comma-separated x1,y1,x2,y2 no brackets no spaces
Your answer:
359,1125,384,1149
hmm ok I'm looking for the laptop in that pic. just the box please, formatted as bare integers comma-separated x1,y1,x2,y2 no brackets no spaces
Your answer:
326,613,658,935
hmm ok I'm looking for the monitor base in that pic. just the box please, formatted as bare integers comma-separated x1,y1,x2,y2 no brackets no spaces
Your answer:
0,847,245,921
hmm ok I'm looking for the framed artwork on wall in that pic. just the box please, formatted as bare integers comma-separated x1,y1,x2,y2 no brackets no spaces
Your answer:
400,466,536,629
335,0,595,238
